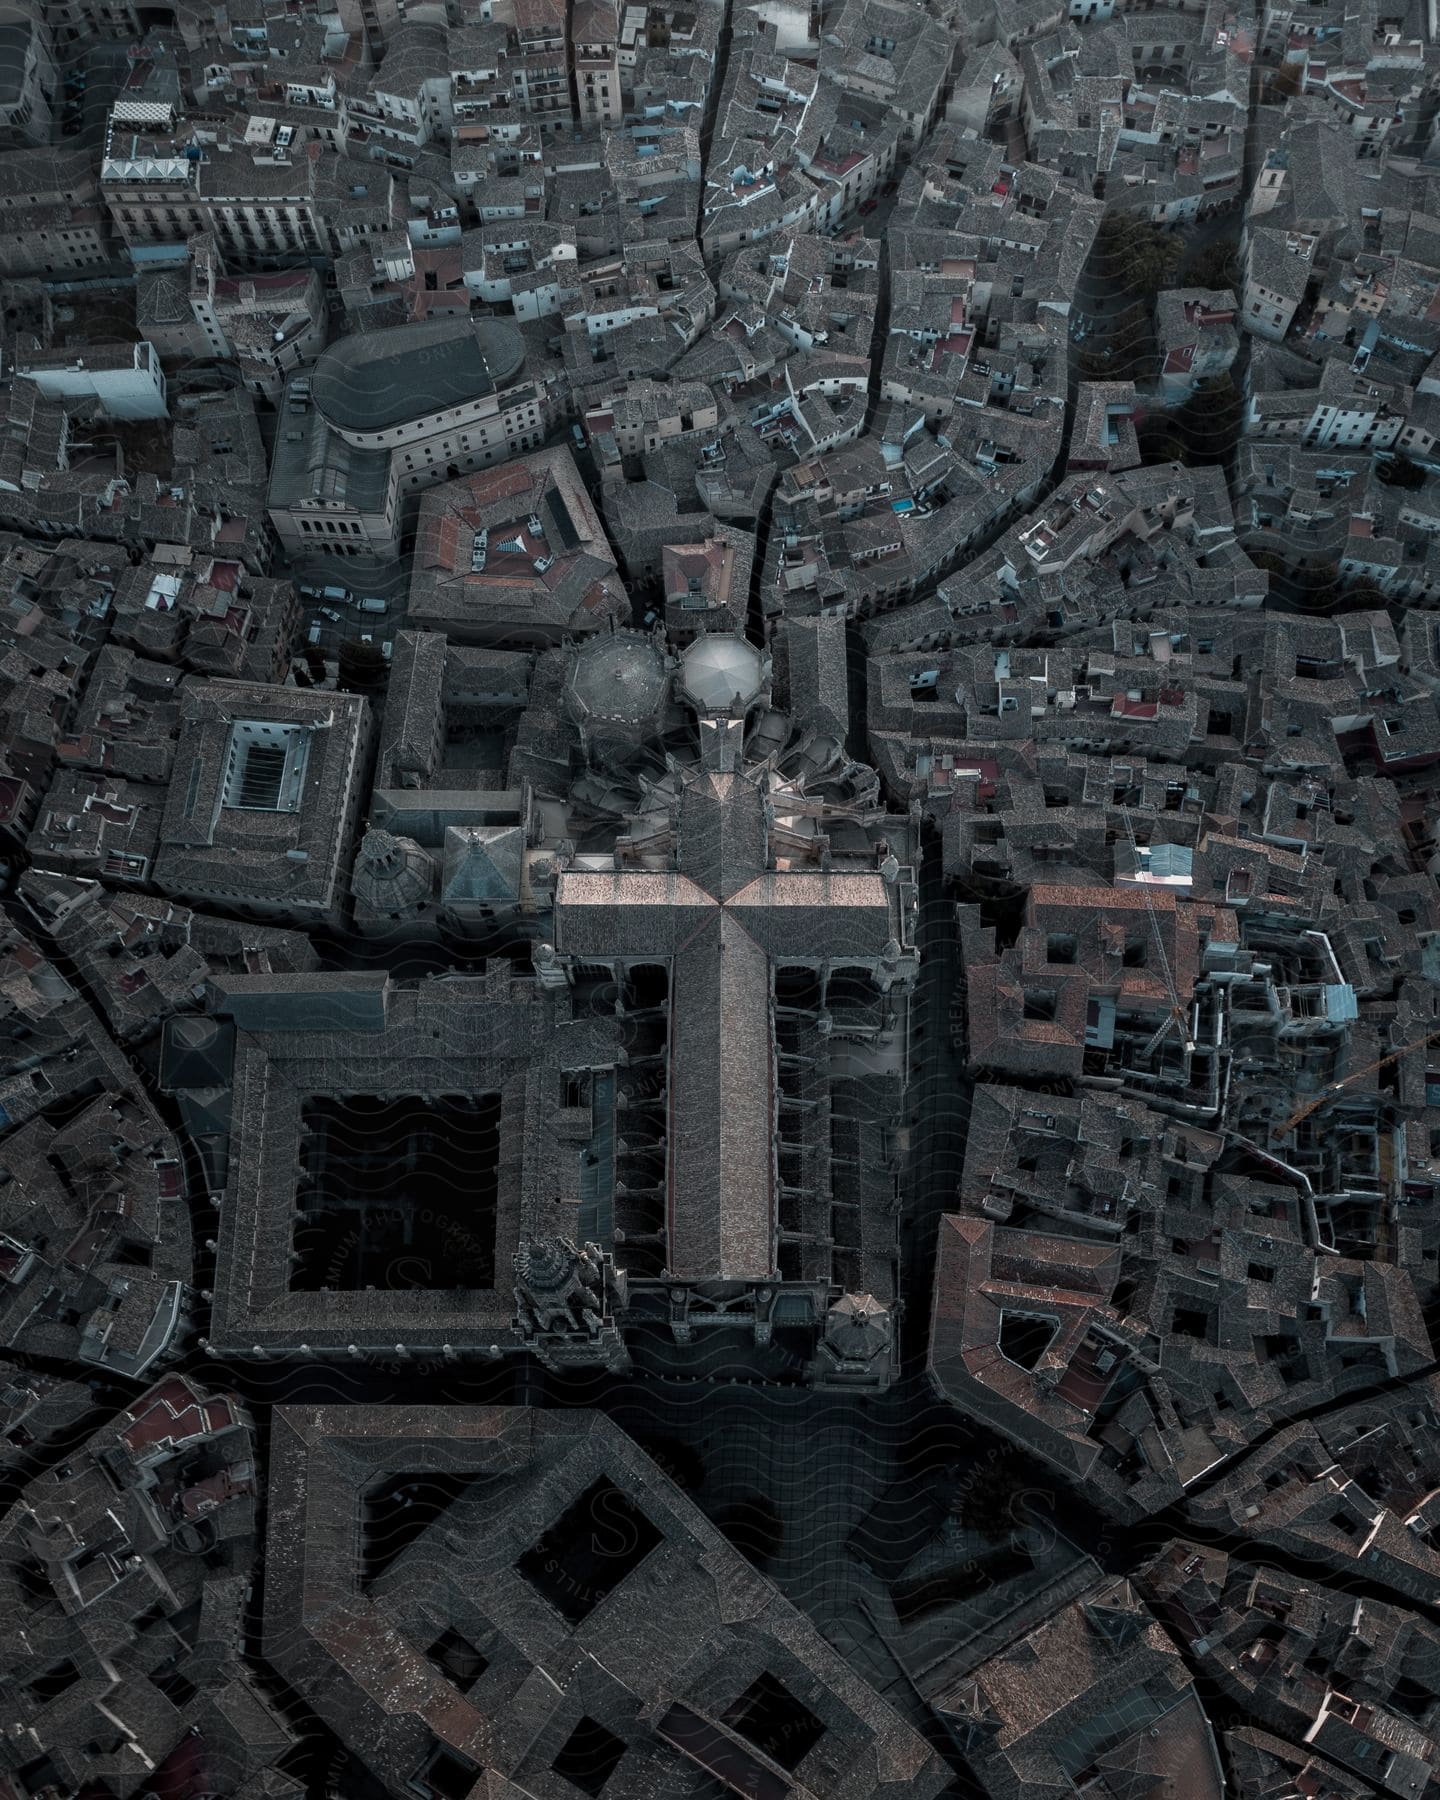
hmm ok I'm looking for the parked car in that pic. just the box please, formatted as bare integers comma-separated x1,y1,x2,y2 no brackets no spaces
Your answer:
319,607,344,624
306,623,323,646
357,596,386,613
320,584,350,604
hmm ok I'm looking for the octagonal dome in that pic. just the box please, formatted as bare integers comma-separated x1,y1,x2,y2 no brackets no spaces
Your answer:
680,634,765,716
565,629,669,732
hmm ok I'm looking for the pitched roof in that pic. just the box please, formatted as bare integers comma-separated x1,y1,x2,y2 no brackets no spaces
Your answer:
441,824,524,902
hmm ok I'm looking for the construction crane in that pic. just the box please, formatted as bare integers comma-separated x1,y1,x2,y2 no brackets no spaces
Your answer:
1270,1026,1440,1140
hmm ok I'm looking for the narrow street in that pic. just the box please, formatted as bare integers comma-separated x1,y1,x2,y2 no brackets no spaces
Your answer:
899,832,973,1377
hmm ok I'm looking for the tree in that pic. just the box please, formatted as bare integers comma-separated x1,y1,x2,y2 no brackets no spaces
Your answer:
338,638,386,693
302,644,328,684
1178,239,1241,293
1098,216,1184,293
1140,431,1189,467
1099,214,1153,254
955,1452,1042,1545
1145,236,1184,293
1340,578,1388,611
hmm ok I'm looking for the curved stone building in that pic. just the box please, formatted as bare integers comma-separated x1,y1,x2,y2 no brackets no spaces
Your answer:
310,317,529,448
268,317,560,561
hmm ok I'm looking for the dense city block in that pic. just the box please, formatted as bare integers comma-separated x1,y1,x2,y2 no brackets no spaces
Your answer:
3,0,1440,1794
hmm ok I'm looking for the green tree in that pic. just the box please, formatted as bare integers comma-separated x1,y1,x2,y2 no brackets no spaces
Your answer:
1098,216,1184,293
1179,239,1241,293
1188,241,1245,289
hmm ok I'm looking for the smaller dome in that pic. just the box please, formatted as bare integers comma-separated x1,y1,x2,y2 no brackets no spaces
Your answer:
514,1235,576,1292
351,828,433,915
681,634,764,715
565,630,669,729
824,1292,892,1362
